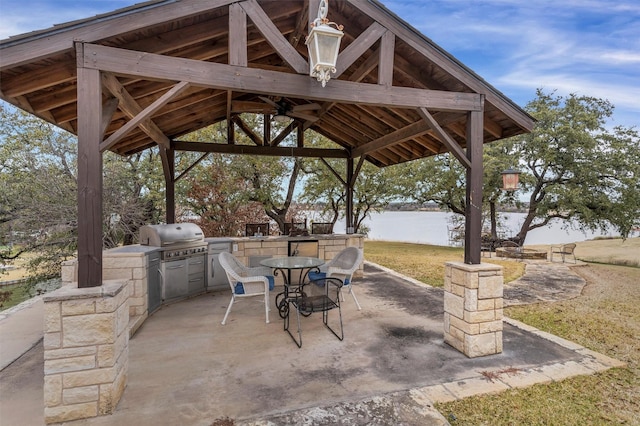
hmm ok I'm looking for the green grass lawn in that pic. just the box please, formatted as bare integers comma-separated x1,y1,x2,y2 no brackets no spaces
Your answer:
364,240,525,287
364,240,640,425
0,282,35,311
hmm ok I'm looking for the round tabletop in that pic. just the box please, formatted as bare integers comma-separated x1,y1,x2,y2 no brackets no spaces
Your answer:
260,256,324,270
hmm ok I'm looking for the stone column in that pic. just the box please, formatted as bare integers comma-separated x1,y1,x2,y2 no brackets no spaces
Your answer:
443,262,503,358
43,280,128,424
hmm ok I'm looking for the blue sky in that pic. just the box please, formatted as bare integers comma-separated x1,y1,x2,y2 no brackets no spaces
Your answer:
1,0,638,128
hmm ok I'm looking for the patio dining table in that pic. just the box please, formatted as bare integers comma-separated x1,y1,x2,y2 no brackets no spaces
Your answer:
260,256,324,318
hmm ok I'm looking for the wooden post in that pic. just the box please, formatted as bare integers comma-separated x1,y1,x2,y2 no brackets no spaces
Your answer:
346,157,354,233
76,60,103,288
464,107,484,264
166,148,175,224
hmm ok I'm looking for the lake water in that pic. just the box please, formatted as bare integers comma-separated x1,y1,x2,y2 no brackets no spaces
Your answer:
323,211,615,246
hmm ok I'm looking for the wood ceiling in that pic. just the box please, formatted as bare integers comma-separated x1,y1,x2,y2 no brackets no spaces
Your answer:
0,0,534,168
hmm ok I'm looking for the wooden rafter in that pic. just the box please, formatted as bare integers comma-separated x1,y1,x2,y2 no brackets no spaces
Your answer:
334,22,387,78
417,107,471,169
100,80,190,152
100,72,170,149
241,0,308,73
352,121,430,158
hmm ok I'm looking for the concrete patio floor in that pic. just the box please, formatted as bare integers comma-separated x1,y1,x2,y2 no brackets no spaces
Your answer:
1,262,625,425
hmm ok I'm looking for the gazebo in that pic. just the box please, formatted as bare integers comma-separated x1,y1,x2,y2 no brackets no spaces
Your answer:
1,0,534,422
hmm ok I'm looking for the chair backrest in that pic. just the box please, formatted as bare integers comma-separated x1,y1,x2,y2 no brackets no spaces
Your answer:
326,246,363,280
311,222,333,234
500,240,520,248
219,252,272,295
284,222,307,235
297,277,343,313
562,243,576,253
245,223,269,237
218,251,245,287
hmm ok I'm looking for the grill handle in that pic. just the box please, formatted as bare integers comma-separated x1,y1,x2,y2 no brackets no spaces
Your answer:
166,264,185,270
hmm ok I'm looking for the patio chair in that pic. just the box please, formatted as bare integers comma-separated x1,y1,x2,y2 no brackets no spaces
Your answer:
284,221,307,236
499,240,524,261
284,277,344,348
219,252,275,325
307,246,363,310
245,223,269,237
550,243,577,263
311,222,333,234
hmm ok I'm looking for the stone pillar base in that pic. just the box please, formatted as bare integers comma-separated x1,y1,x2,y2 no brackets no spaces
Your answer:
43,280,129,424
444,262,503,358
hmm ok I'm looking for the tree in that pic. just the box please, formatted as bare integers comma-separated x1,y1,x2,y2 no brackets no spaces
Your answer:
302,135,404,234
402,89,640,245
512,90,640,243
183,155,268,237
0,105,78,277
179,118,305,235
0,103,165,279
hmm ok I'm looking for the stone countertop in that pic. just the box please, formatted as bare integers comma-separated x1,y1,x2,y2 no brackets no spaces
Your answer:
227,234,363,242
104,245,160,255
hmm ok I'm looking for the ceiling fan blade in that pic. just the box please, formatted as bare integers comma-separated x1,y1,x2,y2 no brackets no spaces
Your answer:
258,96,280,108
291,103,321,112
231,100,275,114
289,111,320,122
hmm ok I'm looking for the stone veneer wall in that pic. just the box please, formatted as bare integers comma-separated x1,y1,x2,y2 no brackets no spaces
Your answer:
42,280,129,424
443,261,504,358
61,250,150,337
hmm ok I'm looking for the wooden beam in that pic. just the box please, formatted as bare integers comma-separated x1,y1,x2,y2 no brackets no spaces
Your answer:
81,43,484,112
334,22,387,78
175,152,209,182
320,158,347,186
351,121,430,158
241,0,308,74
76,64,103,287
271,121,298,146
229,3,248,67
100,81,190,152
288,1,308,48
101,73,170,149
0,0,238,70
101,97,120,137
378,31,395,86
350,156,365,187
173,140,348,159
417,107,472,169
233,115,264,146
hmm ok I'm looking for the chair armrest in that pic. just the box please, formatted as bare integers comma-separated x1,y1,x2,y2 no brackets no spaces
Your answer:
327,267,354,280
236,275,272,294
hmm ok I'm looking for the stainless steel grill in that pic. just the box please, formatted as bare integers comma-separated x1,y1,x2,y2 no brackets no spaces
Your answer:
139,223,207,302
139,223,207,260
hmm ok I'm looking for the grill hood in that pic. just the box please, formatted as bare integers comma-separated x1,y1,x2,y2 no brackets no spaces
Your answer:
139,223,205,247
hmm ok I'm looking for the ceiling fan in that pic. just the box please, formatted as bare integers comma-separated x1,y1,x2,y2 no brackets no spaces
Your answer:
230,97,321,122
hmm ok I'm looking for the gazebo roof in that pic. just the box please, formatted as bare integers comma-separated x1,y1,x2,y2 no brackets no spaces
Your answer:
0,0,534,167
